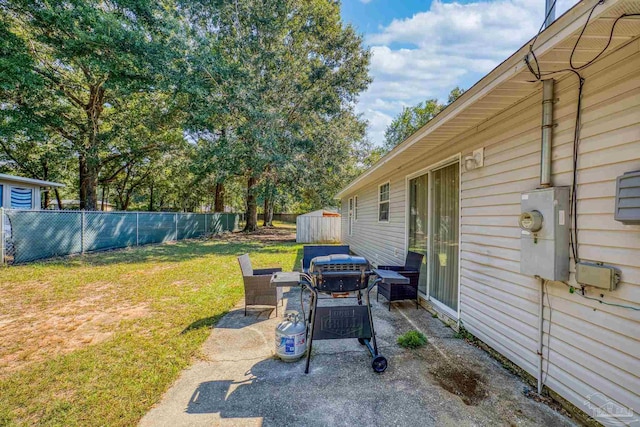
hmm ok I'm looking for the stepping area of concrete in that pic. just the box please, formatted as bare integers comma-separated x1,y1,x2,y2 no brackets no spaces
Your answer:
140,287,575,427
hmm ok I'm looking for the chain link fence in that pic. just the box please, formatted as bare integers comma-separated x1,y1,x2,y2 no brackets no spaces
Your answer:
0,208,240,265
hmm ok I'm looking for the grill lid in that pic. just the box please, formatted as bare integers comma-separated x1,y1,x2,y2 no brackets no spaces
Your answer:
309,254,369,272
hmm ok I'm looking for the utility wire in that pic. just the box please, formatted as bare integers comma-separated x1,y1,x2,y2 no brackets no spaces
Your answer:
525,0,640,264
561,282,640,311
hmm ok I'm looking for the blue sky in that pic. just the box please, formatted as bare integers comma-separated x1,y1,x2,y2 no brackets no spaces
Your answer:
340,0,578,145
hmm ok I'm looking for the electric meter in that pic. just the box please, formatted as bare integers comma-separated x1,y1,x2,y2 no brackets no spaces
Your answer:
519,187,570,281
518,210,543,233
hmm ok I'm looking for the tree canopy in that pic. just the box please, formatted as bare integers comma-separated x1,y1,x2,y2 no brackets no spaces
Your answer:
382,86,465,152
0,0,373,222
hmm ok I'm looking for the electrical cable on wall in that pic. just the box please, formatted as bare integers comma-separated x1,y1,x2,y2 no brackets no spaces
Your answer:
524,0,640,266
560,282,640,311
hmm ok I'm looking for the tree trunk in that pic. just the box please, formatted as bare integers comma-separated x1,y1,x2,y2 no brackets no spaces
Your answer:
78,153,99,210
43,189,50,210
101,186,106,211
263,194,274,227
244,176,258,232
54,189,63,210
214,182,225,212
148,182,154,211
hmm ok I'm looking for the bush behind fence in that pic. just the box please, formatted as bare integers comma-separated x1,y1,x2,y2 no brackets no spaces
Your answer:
0,209,240,264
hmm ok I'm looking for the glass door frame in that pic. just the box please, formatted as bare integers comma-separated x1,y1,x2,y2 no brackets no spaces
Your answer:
404,154,461,320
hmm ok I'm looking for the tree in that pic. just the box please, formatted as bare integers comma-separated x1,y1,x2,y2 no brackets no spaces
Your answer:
383,99,441,152
1,0,188,210
185,0,371,230
382,87,466,152
447,86,465,104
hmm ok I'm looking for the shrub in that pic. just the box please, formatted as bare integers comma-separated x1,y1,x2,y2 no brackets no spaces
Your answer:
397,330,428,349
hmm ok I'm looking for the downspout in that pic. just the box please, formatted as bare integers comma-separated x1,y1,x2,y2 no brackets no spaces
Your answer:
538,79,554,395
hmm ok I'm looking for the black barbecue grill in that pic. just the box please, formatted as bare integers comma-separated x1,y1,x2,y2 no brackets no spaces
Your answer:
303,254,388,373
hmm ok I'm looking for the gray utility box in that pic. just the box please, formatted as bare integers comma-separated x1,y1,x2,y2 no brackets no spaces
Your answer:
614,169,640,224
519,187,570,281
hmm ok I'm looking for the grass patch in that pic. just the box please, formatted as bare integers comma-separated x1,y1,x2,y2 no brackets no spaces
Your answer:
0,230,301,426
397,330,428,349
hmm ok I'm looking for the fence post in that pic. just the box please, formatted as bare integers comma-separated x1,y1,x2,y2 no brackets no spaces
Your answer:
0,207,4,265
81,210,86,254
204,213,208,234
175,213,178,241
136,212,139,246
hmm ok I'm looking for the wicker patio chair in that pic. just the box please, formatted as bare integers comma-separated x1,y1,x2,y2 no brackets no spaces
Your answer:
238,254,283,316
376,251,424,310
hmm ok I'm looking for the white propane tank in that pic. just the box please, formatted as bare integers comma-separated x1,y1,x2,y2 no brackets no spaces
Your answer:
275,311,307,362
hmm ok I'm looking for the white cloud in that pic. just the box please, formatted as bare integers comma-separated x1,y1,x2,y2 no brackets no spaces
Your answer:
357,0,579,146
360,0,373,3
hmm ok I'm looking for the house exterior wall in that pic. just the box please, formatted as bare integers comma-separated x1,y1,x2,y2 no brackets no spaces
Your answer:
341,39,640,422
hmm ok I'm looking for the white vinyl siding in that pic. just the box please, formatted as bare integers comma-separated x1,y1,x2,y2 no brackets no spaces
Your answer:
341,39,640,422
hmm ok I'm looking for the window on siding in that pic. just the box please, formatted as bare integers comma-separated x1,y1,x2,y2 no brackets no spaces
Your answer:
378,182,390,222
10,187,33,209
348,197,354,236
354,196,358,221
0,184,3,207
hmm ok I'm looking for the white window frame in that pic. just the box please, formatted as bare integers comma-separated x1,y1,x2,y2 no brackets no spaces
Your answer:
354,195,358,221
348,197,354,236
378,181,390,223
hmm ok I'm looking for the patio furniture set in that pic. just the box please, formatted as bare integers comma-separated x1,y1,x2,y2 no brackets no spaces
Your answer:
237,246,424,374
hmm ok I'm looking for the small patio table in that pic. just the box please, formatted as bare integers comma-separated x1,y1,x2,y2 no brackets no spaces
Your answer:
371,268,410,285
270,271,303,288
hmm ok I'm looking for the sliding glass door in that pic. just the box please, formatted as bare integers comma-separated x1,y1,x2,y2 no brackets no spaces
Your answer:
408,174,428,294
429,162,460,313
408,161,460,314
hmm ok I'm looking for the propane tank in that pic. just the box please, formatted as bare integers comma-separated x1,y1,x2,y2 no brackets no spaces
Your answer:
275,311,307,362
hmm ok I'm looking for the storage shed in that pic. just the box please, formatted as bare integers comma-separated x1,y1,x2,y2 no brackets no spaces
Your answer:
0,173,64,210
296,210,341,243
337,0,640,423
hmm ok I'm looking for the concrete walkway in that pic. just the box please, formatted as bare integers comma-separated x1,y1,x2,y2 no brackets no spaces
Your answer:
140,287,575,427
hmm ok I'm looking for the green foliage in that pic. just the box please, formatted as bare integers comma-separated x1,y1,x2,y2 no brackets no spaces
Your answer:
453,325,474,340
0,0,374,215
447,86,466,105
383,87,466,152
397,330,428,349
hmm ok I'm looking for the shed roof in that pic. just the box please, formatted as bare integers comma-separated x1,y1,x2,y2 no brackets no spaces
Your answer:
336,0,640,198
0,173,65,188
299,209,341,217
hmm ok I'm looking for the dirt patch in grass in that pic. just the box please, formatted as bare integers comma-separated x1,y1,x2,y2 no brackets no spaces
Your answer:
0,285,151,375
430,364,487,406
215,227,296,244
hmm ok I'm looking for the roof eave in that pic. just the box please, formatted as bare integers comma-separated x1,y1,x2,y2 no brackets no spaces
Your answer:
0,173,66,188
335,0,615,200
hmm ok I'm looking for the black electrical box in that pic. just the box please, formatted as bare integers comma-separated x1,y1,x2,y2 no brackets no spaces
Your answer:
614,170,640,225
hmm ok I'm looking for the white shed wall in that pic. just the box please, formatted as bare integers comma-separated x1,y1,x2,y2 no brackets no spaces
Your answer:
341,39,640,422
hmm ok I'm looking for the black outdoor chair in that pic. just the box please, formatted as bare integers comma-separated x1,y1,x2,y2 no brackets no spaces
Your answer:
301,245,350,273
376,251,424,310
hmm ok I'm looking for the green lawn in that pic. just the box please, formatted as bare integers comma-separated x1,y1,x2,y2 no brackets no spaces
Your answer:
0,232,301,426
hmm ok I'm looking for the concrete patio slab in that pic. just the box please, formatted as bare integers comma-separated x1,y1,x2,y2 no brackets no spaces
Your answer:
140,287,576,427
